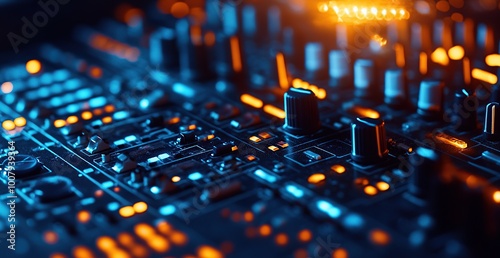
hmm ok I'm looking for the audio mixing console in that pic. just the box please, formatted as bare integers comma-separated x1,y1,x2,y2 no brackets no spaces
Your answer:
0,0,499,257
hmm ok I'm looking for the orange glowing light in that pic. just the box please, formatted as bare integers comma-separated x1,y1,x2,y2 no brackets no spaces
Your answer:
486,54,500,67
431,47,449,66
44,231,59,244
73,246,95,258
370,229,391,245
197,245,224,258
81,111,93,120
331,164,346,174
2,120,15,131
394,43,405,68
53,119,66,128
448,45,464,60
89,67,103,79
376,182,390,191
96,236,116,251
230,36,242,73
204,31,216,46
26,59,42,74
298,229,312,242
147,235,170,253
493,191,500,203
102,116,113,124
66,116,79,124
117,233,134,246
308,173,326,184
169,230,188,246
351,106,380,119
94,190,104,197
244,211,254,222
50,253,67,258
463,58,471,85
77,210,91,223
119,206,135,218
419,52,428,75
332,248,349,258
171,2,189,18
240,94,263,109
124,8,143,26
317,2,410,22
276,52,289,89
275,233,289,246
104,105,115,113
134,223,156,238
1,82,13,94
157,221,173,234
133,202,148,214
259,224,272,236
13,117,26,127
263,105,285,119
108,249,131,258
171,176,181,183
364,185,378,196
188,124,197,130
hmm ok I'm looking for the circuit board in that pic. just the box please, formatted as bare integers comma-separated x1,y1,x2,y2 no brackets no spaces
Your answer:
0,1,499,258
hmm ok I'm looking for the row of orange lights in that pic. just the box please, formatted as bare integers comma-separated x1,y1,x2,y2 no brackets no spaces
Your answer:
118,201,148,218
53,105,115,128
292,78,327,100
2,117,26,131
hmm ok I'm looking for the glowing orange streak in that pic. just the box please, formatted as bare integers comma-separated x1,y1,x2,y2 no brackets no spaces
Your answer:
230,36,242,73
419,52,427,75
463,57,471,85
276,53,289,89
394,43,405,68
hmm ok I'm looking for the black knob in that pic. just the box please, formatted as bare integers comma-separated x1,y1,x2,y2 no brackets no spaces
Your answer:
452,89,478,132
408,147,441,199
351,117,388,164
283,88,320,135
484,102,500,141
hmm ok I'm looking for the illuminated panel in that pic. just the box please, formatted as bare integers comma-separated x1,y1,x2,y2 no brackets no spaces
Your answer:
435,132,467,149
317,1,410,23
472,68,498,85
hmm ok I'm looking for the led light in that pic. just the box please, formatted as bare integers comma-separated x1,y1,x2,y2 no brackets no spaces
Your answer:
431,47,449,66
486,54,500,67
2,120,15,131
331,164,346,174
350,106,380,119
13,117,27,128
230,36,242,72
434,132,467,149
419,52,428,75
317,200,342,218
493,191,500,203
263,105,285,119
276,53,289,89
26,59,42,74
376,181,390,191
448,45,464,60
364,185,378,196
240,94,264,109
317,1,410,23
133,202,148,213
119,206,135,218
472,68,498,85
308,173,326,184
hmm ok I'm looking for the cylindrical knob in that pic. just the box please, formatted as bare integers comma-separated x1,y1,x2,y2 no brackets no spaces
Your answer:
354,59,375,98
283,88,320,135
417,80,444,118
351,117,388,164
408,147,441,199
452,89,478,132
149,28,178,70
384,69,406,107
484,102,500,141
